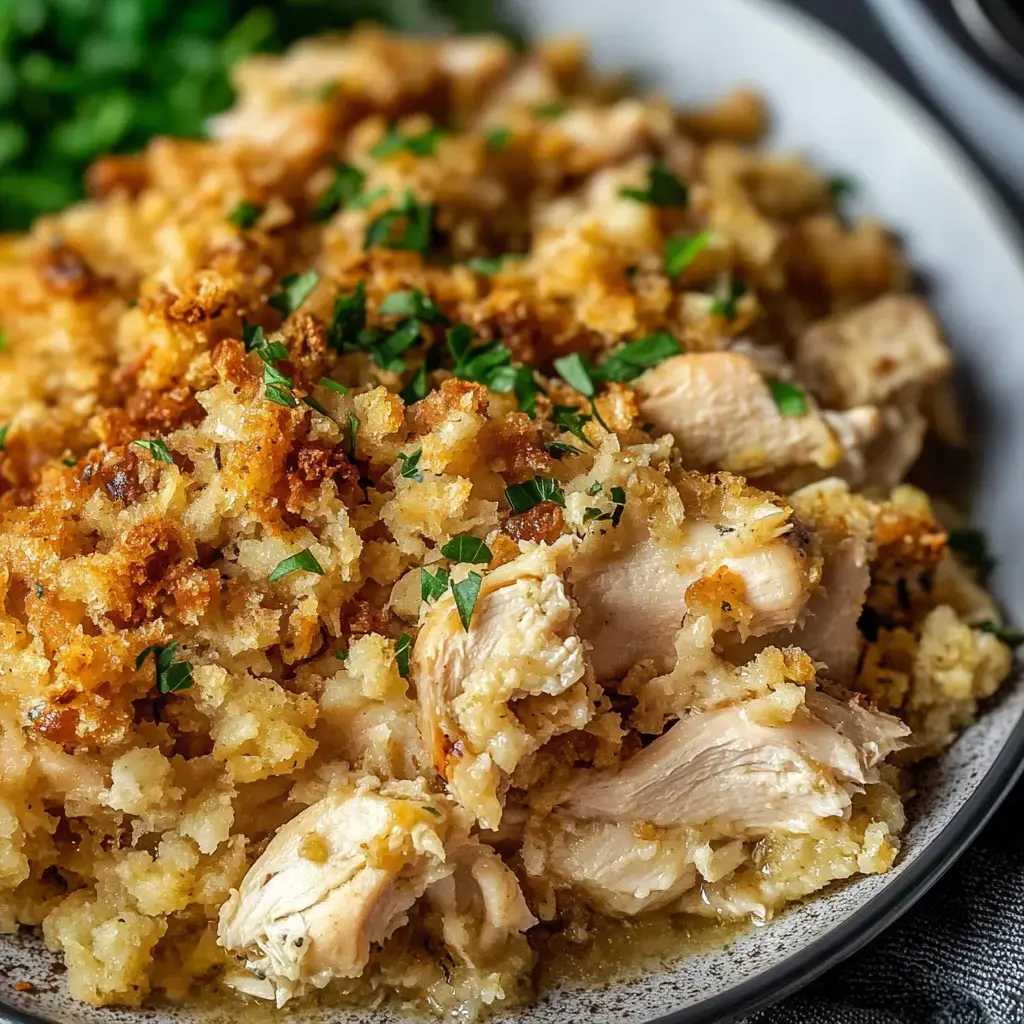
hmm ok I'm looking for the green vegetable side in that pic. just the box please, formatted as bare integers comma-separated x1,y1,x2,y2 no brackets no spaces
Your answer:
0,0,513,230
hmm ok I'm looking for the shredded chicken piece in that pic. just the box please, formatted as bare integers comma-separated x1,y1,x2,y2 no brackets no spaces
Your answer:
635,352,881,481
413,539,594,829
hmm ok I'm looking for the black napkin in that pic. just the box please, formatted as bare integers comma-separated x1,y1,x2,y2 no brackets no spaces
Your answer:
752,778,1024,1023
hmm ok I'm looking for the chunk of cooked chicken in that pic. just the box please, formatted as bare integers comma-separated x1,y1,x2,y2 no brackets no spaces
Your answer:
635,352,881,481
796,295,951,410
413,539,595,830
571,470,813,682
559,692,908,836
218,781,465,1006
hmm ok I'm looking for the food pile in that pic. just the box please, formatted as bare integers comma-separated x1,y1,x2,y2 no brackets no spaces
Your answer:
0,28,1013,1019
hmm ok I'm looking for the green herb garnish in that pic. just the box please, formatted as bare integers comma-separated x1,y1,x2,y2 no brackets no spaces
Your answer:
378,289,446,323
131,438,175,464
553,353,612,433
347,413,359,461
947,529,995,576
619,163,689,208
505,477,565,513
451,571,484,631
394,632,412,677
767,379,807,417
371,126,445,159
421,566,450,602
136,640,193,694
228,200,262,228
397,449,423,481
552,405,596,449
314,164,367,222
533,101,568,118
400,363,428,404
467,255,514,275
486,126,512,151
364,191,435,253
317,377,349,396
269,548,325,583
665,230,713,277
269,270,319,318
328,282,368,352
440,535,492,564
597,333,682,382
335,647,349,662
979,621,1024,646
547,440,582,459
710,278,747,321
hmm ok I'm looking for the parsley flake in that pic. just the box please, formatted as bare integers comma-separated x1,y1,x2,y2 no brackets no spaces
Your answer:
486,126,512,151
328,282,368,352
513,366,539,418
228,200,262,229
303,395,332,418
665,230,713,277
553,354,612,433
269,270,320,318
710,278,747,321
553,405,596,448
347,413,359,461
828,175,856,202
533,101,568,118
421,566,451,602
505,477,565,513
619,163,689,208
979,621,1024,646
369,319,422,373
394,632,412,677
424,805,442,817
314,164,367,222
598,333,682,382
547,440,582,459
451,571,483,631
242,322,267,352
0,329,7,353
397,449,423,481
371,126,445,160
0,424,11,451
269,548,325,583
317,377,349,395
467,255,513,275
378,289,446,323
335,648,349,662
262,358,297,409
441,535,492,564
137,641,194,694
364,191,435,254
34,582,43,599
131,438,175,464
768,379,807,417
948,529,995,576
400,363,428,404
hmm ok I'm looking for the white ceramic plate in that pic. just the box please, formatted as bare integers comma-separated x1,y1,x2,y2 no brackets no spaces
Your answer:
3,1,1024,1022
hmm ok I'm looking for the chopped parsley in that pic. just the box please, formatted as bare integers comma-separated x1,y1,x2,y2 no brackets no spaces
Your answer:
317,377,349,395
513,366,539,418
767,379,807,417
486,126,512,151
947,529,995,576
349,186,389,211
0,424,10,451
440,534,492,564
262,357,298,409
533,101,568,118
400,363,428,404
397,449,424,481
828,175,856,202
368,319,423,373
228,200,262,229
552,405,596,448
314,164,367,222
364,191,435,253
665,230,713,277
394,632,412,677
421,566,450,602
505,477,565,513
979,621,1024,646
547,440,583,459
619,163,689,208
371,125,445,159
448,324,513,390
424,806,442,817
598,333,682,382
587,481,602,495
302,395,332,418
136,641,193,694
34,582,43,599
553,354,611,433
131,438,175,464
0,329,7,353
335,647,349,662
269,548,325,583
378,289,446,323
710,278,747,321
242,322,267,352
451,571,483,631
328,282,368,352
269,270,320,318
467,255,513,275
61,458,77,468
347,413,359,461
583,485,627,528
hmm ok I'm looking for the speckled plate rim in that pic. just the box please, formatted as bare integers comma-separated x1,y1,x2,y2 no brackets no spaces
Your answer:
3,2,1024,1024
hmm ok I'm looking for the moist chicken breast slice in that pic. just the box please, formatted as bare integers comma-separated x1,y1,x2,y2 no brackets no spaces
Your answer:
218,782,464,1006
413,538,594,830
559,697,909,836
796,295,952,410
572,476,812,682
635,351,881,480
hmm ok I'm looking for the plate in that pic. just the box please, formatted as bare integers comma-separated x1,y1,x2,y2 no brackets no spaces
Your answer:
3,1,1024,1022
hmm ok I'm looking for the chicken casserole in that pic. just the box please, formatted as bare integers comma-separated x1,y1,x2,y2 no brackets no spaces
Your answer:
0,26,1015,1021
